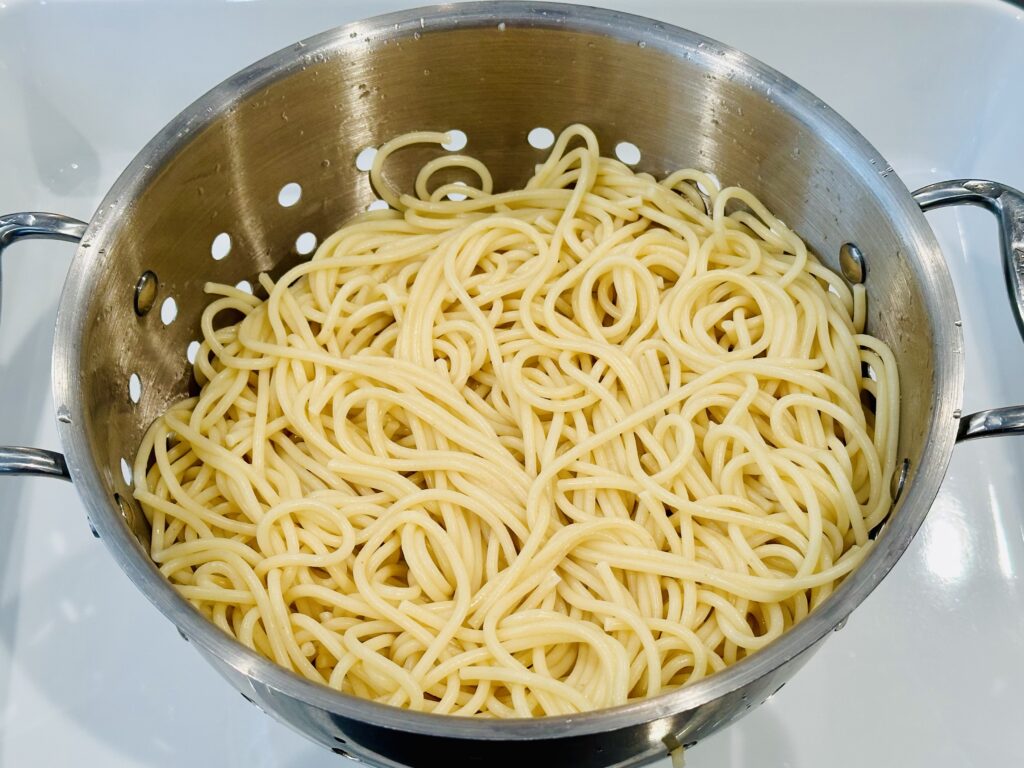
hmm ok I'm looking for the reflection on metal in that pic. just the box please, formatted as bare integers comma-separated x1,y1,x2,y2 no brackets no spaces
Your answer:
839,242,865,284
956,406,1024,441
0,211,87,257
0,446,71,480
890,458,910,504
133,270,159,316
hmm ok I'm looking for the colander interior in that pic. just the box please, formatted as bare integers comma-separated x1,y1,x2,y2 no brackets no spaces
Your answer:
71,12,938,561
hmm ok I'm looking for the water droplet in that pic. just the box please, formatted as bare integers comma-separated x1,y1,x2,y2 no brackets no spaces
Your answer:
321,159,331,168
70,162,79,170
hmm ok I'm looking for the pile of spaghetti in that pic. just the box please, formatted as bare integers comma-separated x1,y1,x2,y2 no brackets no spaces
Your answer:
134,124,899,717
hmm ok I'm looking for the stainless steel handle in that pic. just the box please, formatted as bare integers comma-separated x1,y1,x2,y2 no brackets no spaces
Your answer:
0,212,87,481
0,446,70,479
913,180,1024,442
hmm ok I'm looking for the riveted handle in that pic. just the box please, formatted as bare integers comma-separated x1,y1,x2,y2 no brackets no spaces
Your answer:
913,180,1024,442
0,212,88,480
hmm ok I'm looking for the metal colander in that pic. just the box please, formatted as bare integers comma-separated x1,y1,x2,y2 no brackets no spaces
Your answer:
2,3,1023,766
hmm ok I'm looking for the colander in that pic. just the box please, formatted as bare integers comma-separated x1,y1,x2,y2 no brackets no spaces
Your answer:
2,3,1023,766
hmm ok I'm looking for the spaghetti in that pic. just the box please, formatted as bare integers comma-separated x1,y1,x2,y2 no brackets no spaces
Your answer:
134,124,899,717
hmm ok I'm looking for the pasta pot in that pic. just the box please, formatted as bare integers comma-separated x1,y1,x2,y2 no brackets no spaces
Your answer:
2,3,1023,766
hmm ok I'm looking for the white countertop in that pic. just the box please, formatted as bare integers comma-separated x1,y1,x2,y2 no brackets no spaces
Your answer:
1,1,1022,766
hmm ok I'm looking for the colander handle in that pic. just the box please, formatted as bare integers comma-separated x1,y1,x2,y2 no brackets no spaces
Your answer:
0,212,88,481
913,180,1024,442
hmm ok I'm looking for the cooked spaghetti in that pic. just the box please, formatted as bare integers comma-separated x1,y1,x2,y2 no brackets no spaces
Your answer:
134,124,899,717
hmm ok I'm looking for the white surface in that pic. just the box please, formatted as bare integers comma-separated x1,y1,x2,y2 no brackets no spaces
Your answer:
1,1,1023,766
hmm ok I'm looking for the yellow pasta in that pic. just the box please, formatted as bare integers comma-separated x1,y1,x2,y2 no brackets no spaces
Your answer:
134,124,899,717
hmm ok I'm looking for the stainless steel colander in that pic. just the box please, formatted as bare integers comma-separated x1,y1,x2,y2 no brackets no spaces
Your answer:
2,3,1024,766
